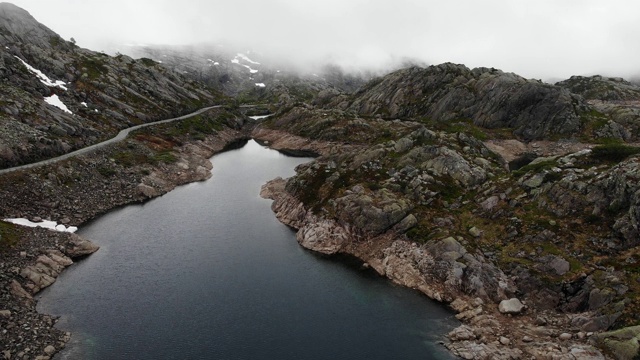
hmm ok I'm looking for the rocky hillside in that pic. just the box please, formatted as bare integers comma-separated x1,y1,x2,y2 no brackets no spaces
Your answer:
324,63,639,143
556,76,640,141
556,76,640,102
255,93,640,358
0,3,226,169
124,44,373,106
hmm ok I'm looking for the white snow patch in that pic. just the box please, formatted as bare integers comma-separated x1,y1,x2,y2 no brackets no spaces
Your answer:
255,83,266,87
15,56,68,90
95,109,99,113
243,64,258,73
5,46,8,50
237,53,260,65
4,218,78,233
214,62,219,65
45,94,73,114
81,102,88,107
231,58,240,64
249,114,272,120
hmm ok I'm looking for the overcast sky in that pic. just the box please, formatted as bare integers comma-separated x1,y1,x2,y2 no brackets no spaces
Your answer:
9,0,640,80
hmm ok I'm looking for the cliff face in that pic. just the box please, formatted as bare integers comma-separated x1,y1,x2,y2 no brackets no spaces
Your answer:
0,3,226,169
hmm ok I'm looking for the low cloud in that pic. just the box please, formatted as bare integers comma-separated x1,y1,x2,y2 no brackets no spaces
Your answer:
10,0,640,80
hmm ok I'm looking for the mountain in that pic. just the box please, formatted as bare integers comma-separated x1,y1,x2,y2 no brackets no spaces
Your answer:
305,62,640,143
3,2,640,359
121,43,375,105
0,2,226,169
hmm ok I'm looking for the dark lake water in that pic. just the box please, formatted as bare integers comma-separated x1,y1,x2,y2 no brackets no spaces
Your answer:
38,140,458,360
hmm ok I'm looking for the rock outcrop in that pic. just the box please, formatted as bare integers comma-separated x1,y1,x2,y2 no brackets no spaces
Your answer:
0,224,98,360
344,64,586,140
253,103,640,358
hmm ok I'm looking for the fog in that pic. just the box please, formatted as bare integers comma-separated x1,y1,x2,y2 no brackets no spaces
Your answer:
9,0,640,80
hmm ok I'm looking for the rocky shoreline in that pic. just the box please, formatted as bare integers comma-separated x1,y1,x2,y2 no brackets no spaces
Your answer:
1,121,636,360
0,121,250,359
260,177,607,360
254,127,617,360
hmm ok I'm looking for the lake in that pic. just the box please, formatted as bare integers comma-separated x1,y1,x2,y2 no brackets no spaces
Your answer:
38,140,458,360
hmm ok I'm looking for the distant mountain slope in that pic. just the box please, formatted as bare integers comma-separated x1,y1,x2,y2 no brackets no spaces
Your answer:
123,44,373,105
556,75,640,101
330,63,640,140
0,3,225,169
342,63,589,140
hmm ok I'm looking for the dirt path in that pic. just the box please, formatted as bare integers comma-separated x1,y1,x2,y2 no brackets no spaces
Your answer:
0,106,223,175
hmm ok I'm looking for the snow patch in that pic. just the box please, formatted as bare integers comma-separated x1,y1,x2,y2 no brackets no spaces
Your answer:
214,62,219,65
255,83,266,87
249,114,272,120
45,94,73,114
231,58,240,64
15,56,68,90
81,102,88,107
245,65,258,73
237,53,260,65
4,218,78,233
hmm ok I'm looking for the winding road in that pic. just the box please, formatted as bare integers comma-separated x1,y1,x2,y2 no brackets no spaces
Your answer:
0,105,223,175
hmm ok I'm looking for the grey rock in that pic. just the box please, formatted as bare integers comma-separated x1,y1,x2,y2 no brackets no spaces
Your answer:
498,298,525,314
537,255,571,276
589,288,615,311
448,325,476,341
66,233,100,258
468,226,482,237
480,196,500,211
522,173,545,188
44,345,55,355
559,332,572,340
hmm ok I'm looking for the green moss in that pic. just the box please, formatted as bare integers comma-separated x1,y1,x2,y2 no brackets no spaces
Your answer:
420,118,488,141
512,160,558,177
139,58,157,67
97,166,117,177
590,143,640,162
113,151,151,167
80,56,109,79
0,221,21,251
152,150,177,164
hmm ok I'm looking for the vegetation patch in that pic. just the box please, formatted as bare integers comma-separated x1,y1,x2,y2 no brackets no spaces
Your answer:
0,221,22,251
79,56,109,79
97,165,117,177
590,143,640,162
152,150,177,164
512,159,558,177
420,117,489,141
139,58,157,67
113,150,151,167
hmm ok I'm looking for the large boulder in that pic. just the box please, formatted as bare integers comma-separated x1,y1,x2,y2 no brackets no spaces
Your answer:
499,298,525,314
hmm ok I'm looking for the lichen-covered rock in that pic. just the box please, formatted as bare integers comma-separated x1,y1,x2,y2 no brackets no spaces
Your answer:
333,189,412,235
296,217,350,254
591,325,640,360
